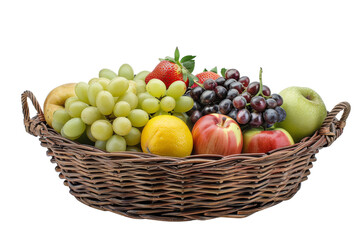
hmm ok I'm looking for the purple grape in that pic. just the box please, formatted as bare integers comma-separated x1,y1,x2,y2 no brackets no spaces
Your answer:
203,79,217,90
247,82,260,95
250,96,266,112
239,76,250,87
228,109,238,121
275,106,286,122
262,85,271,96
263,109,279,124
236,108,251,125
212,104,219,113
249,112,263,127
215,77,226,86
214,86,227,100
271,94,283,106
226,89,240,100
224,78,237,89
190,86,204,101
202,106,213,115
266,98,277,109
229,81,245,94
200,90,216,105
232,96,247,109
186,101,201,116
190,110,202,123
219,99,233,115
225,69,240,80
241,92,252,103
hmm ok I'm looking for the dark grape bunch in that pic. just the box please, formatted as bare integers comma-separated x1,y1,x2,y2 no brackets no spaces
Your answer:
187,67,287,129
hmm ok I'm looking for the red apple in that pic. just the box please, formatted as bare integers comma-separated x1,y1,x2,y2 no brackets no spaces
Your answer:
242,127,294,153
192,113,243,155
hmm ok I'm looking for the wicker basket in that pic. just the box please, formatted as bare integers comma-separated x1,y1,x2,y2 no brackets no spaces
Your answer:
21,90,351,221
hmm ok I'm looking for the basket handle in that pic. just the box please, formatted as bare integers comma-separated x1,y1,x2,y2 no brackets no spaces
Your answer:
21,90,45,136
319,101,351,136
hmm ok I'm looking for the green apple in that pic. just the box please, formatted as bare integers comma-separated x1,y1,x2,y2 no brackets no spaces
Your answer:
276,87,327,143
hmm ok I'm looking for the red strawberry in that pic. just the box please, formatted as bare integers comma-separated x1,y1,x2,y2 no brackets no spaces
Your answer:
145,47,197,88
192,68,221,88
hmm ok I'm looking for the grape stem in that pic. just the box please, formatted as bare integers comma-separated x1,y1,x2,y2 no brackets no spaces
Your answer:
254,67,267,98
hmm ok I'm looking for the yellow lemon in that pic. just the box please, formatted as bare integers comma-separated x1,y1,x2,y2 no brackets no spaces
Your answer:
141,115,193,157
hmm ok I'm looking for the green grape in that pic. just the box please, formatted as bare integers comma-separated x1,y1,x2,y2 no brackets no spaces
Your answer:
126,81,137,94
97,77,111,89
113,101,131,117
126,146,142,152
61,128,78,140
91,120,113,141
127,109,149,127
133,70,150,81
166,81,187,99
81,106,102,125
117,92,138,110
88,78,99,85
160,96,176,112
65,96,79,112
105,77,129,97
172,112,189,123
86,125,97,142
53,109,71,123
137,92,153,107
68,101,89,118
52,109,71,132
106,135,126,152
134,80,146,94
99,68,117,80
52,121,64,133
146,79,166,98
96,90,115,115
124,127,141,146
118,63,134,80
173,96,194,113
153,110,170,117
88,82,103,106
62,118,86,138
141,98,160,113
75,82,90,104
95,140,107,151
113,117,132,136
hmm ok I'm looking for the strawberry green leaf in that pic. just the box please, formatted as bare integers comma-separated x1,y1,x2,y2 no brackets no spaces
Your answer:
180,55,196,63
210,66,218,73
188,74,194,87
221,68,227,78
182,68,188,82
182,60,195,73
174,47,180,62
203,68,208,72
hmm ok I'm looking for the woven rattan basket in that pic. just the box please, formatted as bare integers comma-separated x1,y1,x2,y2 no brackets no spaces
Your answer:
21,90,351,221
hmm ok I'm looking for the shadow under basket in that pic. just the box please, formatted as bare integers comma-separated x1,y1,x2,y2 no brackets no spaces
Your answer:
21,90,351,221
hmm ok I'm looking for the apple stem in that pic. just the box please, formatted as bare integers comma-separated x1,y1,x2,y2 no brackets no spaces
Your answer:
221,116,227,127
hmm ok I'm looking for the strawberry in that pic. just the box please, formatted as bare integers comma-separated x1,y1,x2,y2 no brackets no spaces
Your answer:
145,47,197,88
192,67,221,88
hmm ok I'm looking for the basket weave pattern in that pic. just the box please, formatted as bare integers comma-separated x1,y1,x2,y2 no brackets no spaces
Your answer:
22,90,351,221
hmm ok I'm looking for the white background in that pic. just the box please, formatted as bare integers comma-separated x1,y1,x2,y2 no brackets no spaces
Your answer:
1,0,359,239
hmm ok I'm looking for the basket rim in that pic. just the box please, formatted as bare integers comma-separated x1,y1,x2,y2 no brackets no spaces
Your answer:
31,115,327,165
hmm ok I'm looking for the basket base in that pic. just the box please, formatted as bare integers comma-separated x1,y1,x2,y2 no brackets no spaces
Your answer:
71,184,301,221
